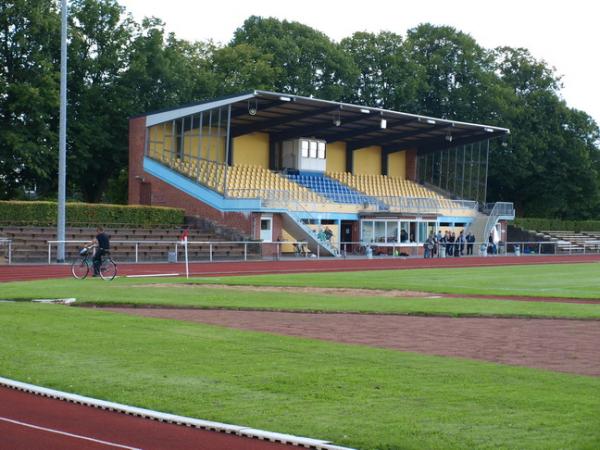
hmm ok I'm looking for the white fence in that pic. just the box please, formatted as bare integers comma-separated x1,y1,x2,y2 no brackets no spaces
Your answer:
0,238,598,265
45,240,309,264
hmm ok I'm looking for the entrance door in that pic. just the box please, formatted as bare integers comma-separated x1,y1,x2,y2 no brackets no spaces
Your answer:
260,217,273,242
139,182,151,205
341,221,354,244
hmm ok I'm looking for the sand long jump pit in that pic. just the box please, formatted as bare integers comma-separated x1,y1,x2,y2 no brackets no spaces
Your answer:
102,284,600,377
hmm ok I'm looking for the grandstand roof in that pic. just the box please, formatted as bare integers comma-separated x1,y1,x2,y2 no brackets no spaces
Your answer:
144,90,510,152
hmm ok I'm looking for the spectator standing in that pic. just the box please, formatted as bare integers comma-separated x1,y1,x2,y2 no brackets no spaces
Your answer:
439,231,448,257
453,231,462,257
448,231,455,257
466,232,475,255
423,235,434,258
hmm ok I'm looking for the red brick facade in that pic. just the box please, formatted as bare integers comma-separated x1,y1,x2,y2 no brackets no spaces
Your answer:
128,117,259,238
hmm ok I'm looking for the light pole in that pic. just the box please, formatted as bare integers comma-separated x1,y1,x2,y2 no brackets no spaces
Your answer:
57,0,68,262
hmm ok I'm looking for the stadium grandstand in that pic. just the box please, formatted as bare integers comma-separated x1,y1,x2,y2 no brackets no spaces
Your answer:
128,90,515,256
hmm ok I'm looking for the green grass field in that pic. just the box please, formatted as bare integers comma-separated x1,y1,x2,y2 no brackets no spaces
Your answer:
1,263,599,449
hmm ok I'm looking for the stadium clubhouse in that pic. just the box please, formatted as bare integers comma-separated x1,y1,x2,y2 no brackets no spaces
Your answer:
128,90,515,256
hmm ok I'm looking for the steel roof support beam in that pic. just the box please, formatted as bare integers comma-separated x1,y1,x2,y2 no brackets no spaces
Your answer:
231,105,339,138
270,113,368,142
229,99,288,120
417,132,505,154
348,123,453,151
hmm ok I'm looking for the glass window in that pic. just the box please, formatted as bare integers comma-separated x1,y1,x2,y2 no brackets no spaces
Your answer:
361,221,374,243
374,221,386,243
400,222,409,243
309,141,317,158
409,222,417,243
428,222,437,238
317,142,326,159
418,222,427,243
387,221,398,242
301,140,309,158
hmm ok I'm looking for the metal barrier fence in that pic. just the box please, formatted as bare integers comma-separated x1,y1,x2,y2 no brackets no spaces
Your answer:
0,239,12,265
226,188,480,215
0,238,597,265
45,240,310,264
338,240,600,258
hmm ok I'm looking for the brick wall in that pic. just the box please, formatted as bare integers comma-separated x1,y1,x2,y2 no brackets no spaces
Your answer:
128,116,257,237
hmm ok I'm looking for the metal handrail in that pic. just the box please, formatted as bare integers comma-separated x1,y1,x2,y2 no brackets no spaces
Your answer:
226,188,480,214
4,237,599,265
46,239,308,263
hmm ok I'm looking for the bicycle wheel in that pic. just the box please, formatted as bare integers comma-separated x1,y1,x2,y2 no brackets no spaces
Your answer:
71,258,89,279
99,258,117,281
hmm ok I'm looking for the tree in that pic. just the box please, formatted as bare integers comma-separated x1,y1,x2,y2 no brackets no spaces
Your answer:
212,43,280,95
487,47,600,217
0,0,60,199
231,16,358,100
403,24,496,121
340,31,423,110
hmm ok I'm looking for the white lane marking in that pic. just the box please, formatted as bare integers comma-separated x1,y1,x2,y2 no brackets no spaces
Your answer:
0,416,142,450
125,273,179,278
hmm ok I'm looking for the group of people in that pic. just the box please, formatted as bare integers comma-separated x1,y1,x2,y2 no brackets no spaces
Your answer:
423,230,476,258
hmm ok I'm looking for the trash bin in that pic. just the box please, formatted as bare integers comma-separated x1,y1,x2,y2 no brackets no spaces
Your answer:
439,246,446,258
514,245,521,256
366,246,373,259
168,251,177,263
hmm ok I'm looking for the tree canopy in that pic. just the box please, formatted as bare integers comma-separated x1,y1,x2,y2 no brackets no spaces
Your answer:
1,1,598,218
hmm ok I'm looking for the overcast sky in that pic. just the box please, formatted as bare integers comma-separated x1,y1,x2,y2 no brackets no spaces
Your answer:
119,0,600,125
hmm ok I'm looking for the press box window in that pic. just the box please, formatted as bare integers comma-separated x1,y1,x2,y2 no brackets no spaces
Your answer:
317,142,326,159
301,140,309,158
309,141,317,158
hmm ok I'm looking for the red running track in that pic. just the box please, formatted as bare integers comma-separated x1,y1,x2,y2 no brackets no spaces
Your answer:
0,254,599,282
0,386,299,450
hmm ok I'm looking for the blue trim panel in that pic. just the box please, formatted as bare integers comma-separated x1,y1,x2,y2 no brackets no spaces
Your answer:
144,157,261,212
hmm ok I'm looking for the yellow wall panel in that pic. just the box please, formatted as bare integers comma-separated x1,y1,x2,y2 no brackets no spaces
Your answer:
182,128,225,162
233,133,269,168
353,146,381,175
326,141,346,173
388,150,406,179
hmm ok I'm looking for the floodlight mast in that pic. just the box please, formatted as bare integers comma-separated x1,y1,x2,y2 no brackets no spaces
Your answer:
57,0,68,262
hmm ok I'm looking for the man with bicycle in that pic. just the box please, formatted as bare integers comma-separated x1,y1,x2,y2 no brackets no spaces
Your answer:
90,226,110,277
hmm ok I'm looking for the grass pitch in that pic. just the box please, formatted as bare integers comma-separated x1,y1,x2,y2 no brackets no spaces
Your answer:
1,302,599,450
1,263,599,449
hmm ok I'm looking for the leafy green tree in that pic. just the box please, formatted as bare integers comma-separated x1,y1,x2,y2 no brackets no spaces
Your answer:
121,18,216,113
487,47,600,217
0,0,60,199
403,24,495,121
212,43,280,94
65,0,135,202
340,31,423,109
231,16,358,100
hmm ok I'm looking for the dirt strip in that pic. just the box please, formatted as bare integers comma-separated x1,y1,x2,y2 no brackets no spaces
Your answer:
141,283,600,305
105,308,600,377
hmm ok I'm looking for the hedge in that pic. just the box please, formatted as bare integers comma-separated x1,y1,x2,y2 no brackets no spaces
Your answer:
0,201,185,227
514,218,600,232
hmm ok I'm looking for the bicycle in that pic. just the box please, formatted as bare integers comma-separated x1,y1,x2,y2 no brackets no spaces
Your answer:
351,242,370,256
71,246,117,281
